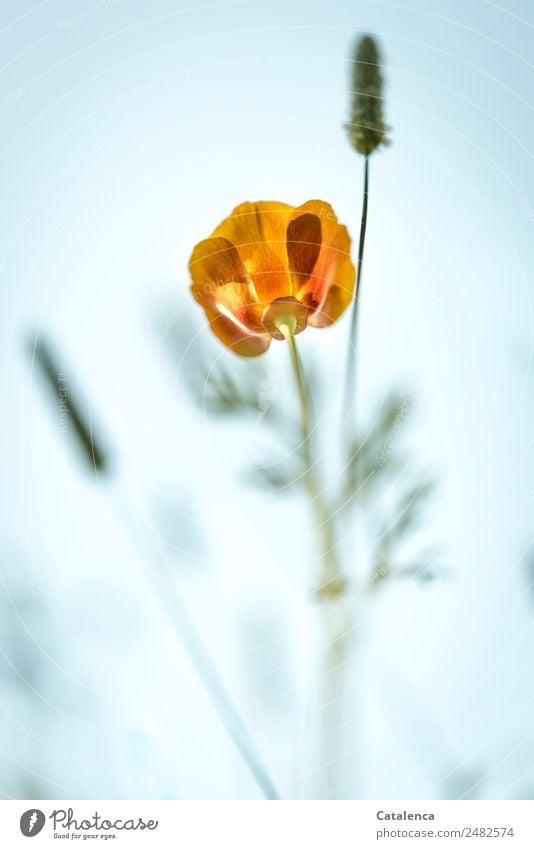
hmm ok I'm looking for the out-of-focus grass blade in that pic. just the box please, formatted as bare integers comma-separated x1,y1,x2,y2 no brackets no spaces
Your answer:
28,334,111,475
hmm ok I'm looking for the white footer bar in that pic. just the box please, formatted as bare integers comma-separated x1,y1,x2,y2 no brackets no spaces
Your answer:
1,800,532,847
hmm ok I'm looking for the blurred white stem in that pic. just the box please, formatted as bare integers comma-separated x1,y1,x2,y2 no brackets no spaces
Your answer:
280,325,360,797
308,595,360,799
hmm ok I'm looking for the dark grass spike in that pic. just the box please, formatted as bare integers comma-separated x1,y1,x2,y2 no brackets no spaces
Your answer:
29,334,111,475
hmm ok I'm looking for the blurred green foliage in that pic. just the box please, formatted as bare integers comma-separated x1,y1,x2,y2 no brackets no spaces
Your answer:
181,339,446,593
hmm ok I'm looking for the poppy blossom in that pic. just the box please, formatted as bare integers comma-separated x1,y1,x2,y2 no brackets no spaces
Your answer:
189,200,355,356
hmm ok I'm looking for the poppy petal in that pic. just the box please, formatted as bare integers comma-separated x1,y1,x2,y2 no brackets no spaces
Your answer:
189,237,249,296
189,236,264,332
204,306,271,357
286,212,322,290
211,201,293,303
289,200,355,326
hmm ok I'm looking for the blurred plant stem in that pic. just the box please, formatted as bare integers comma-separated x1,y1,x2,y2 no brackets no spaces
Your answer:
343,34,389,424
281,324,344,599
112,482,280,800
344,153,369,422
311,598,361,799
279,322,356,798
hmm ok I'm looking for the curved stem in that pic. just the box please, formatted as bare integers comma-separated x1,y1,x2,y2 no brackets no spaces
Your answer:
344,153,370,422
279,323,344,599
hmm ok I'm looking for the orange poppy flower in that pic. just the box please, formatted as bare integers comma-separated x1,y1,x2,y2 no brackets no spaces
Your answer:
189,200,355,356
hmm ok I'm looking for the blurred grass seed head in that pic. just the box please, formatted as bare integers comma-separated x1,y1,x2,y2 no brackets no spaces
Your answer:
346,34,390,156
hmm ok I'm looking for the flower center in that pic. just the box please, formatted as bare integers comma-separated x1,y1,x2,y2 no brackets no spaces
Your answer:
261,296,310,340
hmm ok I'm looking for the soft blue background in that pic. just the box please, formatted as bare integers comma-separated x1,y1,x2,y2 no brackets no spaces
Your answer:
0,0,533,799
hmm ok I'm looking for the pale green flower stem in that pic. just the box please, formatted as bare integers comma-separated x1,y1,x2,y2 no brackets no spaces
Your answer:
278,320,357,799
278,321,344,599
